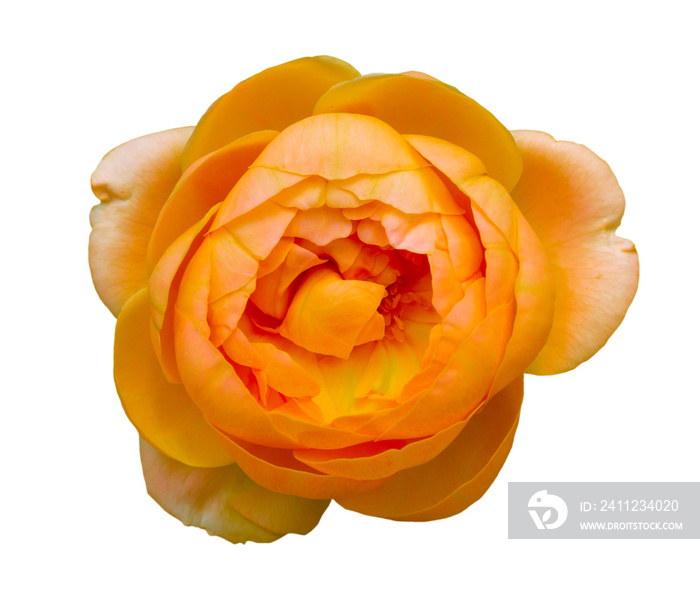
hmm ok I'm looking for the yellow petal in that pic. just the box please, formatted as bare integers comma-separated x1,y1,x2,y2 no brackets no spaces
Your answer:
212,431,387,499
114,288,233,467
294,417,466,480
336,375,522,520
314,73,522,190
182,56,360,169
140,438,329,544
222,331,320,398
278,266,386,359
89,127,193,315
510,131,639,374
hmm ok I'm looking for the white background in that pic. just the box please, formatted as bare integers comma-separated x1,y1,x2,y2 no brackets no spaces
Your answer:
3,1,698,595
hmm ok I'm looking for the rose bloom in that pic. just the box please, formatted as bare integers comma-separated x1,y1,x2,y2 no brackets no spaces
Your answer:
89,56,638,543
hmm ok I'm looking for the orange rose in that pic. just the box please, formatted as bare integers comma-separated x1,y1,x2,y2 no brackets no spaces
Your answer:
89,56,638,543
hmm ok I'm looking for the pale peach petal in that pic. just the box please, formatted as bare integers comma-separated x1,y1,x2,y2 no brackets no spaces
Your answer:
510,130,639,374
115,288,233,467
89,127,193,315
183,56,360,168
140,438,329,543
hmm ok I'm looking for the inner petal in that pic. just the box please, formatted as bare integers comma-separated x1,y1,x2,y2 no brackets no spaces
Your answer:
250,243,327,320
278,266,387,359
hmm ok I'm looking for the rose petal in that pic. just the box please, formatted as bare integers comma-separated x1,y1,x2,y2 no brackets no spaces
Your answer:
89,127,193,315
250,243,327,319
278,266,386,359
212,431,388,499
182,56,360,168
376,299,516,440
284,204,354,246
334,168,464,214
172,307,294,447
510,131,639,374
222,330,321,398
253,113,428,179
336,375,522,520
147,130,277,270
404,134,555,393
148,205,220,383
314,73,522,190
114,288,233,467
140,438,329,544
294,417,466,480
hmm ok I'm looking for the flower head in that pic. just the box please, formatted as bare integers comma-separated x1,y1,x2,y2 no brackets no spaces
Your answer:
89,56,638,543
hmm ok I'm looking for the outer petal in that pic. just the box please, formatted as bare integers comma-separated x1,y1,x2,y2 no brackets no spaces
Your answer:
510,131,639,374
140,438,329,544
115,288,234,468
314,73,522,191
147,130,278,270
336,376,523,520
89,127,193,316
293,418,467,481
182,56,360,169
213,432,387,499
